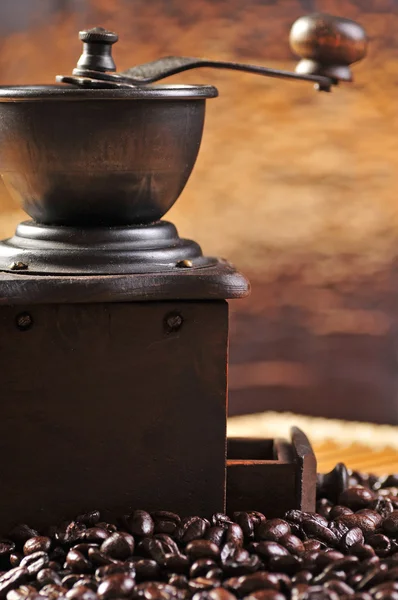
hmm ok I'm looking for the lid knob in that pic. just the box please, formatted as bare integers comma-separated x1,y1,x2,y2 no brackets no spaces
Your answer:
77,27,119,73
289,13,367,82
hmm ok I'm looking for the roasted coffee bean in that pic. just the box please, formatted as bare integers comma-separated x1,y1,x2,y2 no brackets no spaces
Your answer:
66,550,92,574
315,551,345,569
190,560,218,579
205,569,223,580
338,487,376,511
324,579,355,595
56,522,86,545
95,524,116,536
292,571,313,584
212,515,233,528
161,553,190,574
95,564,134,581
225,525,244,548
189,577,219,592
286,511,328,528
186,541,220,561
168,575,188,590
302,541,322,553
8,557,21,569
76,512,101,527
6,584,37,600
243,592,285,600
151,512,181,536
370,498,394,519
124,511,154,537
134,582,184,600
233,513,265,540
255,542,289,559
73,577,97,591
134,559,160,582
279,534,304,555
302,521,338,546
328,506,353,520
154,534,180,555
179,518,208,544
349,543,376,559
337,513,378,533
22,537,50,557
100,532,135,560
269,555,302,575
382,511,398,535
87,548,118,567
36,568,62,586
366,533,391,557
192,588,235,600
62,574,83,589
137,538,166,563
0,568,28,599
97,574,135,599
72,544,98,558
341,527,364,550
40,583,68,599
205,528,226,548
66,585,97,600
19,552,49,575
84,528,109,544
255,521,291,543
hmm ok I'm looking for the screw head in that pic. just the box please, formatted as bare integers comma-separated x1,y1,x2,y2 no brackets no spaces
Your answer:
164,312,183,333
10,261,28,271
16,312,33,331
176,259,193,269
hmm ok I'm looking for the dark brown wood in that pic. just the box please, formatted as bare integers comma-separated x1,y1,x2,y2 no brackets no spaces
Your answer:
226,427,316,517
0,262,249,305
0,300,228,531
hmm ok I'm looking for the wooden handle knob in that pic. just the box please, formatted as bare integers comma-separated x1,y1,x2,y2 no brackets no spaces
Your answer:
289,13,367,82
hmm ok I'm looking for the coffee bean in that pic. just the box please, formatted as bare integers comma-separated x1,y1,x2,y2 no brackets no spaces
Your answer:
302,521,338,546
279,535,304,555
6,584,37,600
23,538,51,557
0,568,28,599
233,513,266,540
161,554,190,574
66,550,92,574
40,583,68,599
73,512,99,527
179,518,208,544
339,487,376,511
66,585,97,600
100,533,135,560
341,527,364,550
190,560,218,579
382,511,398,535
185,541,220,561
292,571,313,584
168,575,188,590
302,541,322,553
256,542,289,559
189,577,219,592
243,590,285,600
87,548,117,567
124,511,154,537
269,555,302,575
316,499,333,519
328,506,353,520
204,528,225,549
19,551,49,575
8,557,21,569
134,559,160,582
192,589,236,600
84,528,109,544
349,544,376,559
97,574,135,599
151,512,181,536
62,574,83,589
36,568,62,586
366,534,391,557
255,521,291,543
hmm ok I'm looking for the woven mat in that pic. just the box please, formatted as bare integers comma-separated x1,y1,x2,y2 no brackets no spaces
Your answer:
227,412,398,475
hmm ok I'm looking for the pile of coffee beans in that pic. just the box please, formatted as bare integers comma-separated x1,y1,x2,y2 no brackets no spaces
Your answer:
1,467,398,600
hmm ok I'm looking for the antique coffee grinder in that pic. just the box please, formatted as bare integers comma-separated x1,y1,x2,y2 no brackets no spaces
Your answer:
0,14,366,531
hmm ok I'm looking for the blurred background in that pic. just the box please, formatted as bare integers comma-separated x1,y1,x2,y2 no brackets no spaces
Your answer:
1,0,398,428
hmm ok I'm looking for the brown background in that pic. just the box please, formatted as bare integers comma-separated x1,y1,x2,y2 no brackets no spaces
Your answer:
1,0,398,424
